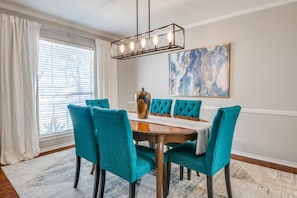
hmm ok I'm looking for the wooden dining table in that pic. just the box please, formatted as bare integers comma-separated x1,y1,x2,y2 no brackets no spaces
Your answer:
129,113,209,198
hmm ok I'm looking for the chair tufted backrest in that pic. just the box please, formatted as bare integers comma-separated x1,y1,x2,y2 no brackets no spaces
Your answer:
205,105,241,175
150,98,172,116
68,104,99,164
173,99,202,119
86,99,110,109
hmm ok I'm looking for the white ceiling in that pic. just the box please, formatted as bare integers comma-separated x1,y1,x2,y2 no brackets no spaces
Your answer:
1,0,296,38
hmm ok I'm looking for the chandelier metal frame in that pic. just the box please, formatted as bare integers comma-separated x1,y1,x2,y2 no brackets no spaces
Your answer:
111,0,185,60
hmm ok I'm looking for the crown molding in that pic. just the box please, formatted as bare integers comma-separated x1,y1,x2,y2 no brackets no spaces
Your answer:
0,1,119,40
185,0,297,29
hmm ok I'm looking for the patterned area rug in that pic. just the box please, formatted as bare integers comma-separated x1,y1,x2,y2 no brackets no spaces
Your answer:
2,148,297,198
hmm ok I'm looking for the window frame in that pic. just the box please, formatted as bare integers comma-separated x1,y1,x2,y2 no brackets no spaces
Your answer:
37,37,95,137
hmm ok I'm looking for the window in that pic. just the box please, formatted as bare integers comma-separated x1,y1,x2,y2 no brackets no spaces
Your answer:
38,39,94,136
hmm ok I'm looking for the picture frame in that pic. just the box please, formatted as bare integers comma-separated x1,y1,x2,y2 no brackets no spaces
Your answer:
169,43,230,97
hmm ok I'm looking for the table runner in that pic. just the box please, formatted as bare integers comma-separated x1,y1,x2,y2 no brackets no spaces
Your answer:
128,112,211,155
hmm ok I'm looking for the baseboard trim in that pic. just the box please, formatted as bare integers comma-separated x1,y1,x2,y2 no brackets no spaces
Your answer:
231,151,297,174
39,145,74,156
40,141,74,153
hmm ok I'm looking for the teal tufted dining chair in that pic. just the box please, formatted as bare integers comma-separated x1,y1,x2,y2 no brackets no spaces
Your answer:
86,98,110,174
92,107,156,198
150,98,172,116
173,99,202,120
148,98,173,148
165,105,241,198
86,98,110,108
85,98,111,137
168,99,202,180
68,104,99,198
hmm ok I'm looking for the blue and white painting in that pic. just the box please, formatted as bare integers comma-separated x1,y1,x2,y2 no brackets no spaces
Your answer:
169,43,229,97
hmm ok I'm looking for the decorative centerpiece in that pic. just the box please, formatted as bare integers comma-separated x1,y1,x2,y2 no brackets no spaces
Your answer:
135,88,151,119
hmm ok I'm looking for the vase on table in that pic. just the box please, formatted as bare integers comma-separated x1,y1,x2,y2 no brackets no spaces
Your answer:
135,88,151,119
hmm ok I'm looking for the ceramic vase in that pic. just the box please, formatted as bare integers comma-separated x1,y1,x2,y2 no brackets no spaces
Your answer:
135,88,151,119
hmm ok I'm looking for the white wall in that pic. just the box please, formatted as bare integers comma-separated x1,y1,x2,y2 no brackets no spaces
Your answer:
117,2,297,167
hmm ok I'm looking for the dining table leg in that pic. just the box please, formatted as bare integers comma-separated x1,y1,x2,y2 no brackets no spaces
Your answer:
155,135,165,198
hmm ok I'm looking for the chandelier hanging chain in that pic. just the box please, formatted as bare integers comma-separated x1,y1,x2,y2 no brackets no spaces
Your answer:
136,0,138,39
136,0,151,41
148,0,150,41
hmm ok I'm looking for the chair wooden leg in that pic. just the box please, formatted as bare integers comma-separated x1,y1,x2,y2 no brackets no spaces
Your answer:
92,164,100,198
98,169,106,198
225,163,233,198
163,163,168,198
187,168,191,180
179,166,184,180
207,176,214,198
196,171,200,177
149,142,155,148
136,178,141,185
74,156,81,188
90,164,95,175
129,181,136,198
164,162,171,197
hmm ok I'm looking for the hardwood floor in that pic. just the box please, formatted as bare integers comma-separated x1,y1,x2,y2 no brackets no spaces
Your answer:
0,146,296,198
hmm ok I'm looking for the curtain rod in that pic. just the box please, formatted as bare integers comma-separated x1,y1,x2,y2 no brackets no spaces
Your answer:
41,26,96,42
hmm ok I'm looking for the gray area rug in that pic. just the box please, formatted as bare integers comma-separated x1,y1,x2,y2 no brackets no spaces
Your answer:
2,148,297,198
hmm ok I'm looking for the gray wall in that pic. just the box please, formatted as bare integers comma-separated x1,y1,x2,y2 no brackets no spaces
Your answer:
117,2,297,167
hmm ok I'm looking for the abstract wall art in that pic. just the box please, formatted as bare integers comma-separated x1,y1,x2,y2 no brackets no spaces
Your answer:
169,43,230,97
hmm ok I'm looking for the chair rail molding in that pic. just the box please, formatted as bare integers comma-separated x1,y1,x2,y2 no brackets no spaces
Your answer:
201,106,297,117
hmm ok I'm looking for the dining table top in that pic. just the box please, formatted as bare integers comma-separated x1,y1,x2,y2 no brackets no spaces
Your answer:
130,119,199,145
130,119,197,134
128,112,211,139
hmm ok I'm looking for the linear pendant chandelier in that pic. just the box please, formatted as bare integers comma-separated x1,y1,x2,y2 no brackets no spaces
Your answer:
111,0,185,60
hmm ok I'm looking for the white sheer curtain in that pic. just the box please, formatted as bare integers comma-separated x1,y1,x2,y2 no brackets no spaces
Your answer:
95,39,118,108
0,14,40,165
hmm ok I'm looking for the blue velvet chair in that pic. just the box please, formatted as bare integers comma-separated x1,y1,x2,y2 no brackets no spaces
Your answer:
173,99,202,120
68,104,99,198
165,105,241,198
86,98,110,108
148,98,173,148
86,98,110,174
169,99,202,180
92,108,156,198
150,98,172,116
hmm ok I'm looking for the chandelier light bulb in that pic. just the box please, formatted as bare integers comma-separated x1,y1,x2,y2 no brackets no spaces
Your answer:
153,35,158,50
129,42,135,52
153,35,158,45
141,39,146,49
167,32,173,48
120,44,125,54
167,32,173,43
